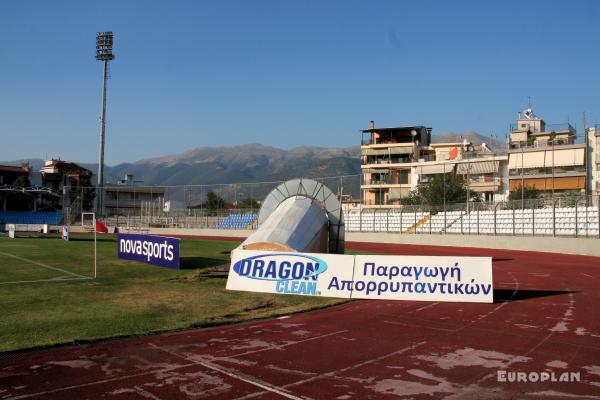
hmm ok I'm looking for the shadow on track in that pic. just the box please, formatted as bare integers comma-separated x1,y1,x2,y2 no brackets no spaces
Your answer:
493,289,575,303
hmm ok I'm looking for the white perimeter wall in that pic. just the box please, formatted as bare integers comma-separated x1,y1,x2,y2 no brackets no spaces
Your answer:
346,232,600,258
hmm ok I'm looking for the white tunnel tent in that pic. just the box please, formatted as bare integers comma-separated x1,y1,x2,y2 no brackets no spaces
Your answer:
239,178,345,254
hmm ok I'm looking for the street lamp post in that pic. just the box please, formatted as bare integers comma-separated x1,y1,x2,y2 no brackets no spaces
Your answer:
95,31,114,218
551,136,555,199
521,144,525,210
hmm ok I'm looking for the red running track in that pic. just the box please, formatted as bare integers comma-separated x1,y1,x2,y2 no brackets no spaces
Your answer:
1,242,600,399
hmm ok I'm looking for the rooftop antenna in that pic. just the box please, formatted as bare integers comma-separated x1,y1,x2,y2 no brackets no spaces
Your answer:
524,96,534,119
95,31,114,217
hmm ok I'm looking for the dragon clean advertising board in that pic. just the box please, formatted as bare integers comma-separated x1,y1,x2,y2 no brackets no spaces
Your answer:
227,250,493,303
227,250,355,298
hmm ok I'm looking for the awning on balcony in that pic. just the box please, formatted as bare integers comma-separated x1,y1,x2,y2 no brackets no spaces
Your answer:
362,168,390,174
456,161,499,175
361,147,413,156
387,187,411,200
508,148,585,169
553,148,585,166
361,148,390,156
416,164,450,175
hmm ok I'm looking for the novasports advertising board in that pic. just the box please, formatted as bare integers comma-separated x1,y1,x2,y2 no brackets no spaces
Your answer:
117,233,180,269
227,250,493,303
227,250,355,298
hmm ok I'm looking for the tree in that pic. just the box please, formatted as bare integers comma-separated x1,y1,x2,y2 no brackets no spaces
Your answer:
508,184,539,202
205,191,226,211
401,173,480,208
12,175,30,188
75,174,96,211
238,197,260,210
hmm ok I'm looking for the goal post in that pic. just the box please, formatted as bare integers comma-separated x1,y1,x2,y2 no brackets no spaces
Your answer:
81,212,96,232
0,213,98,284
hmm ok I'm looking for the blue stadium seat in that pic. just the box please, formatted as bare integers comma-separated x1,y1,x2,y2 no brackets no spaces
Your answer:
0,211,64,225
216,214,258,229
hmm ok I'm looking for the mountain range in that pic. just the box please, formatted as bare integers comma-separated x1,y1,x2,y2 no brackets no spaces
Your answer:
3,131,501,195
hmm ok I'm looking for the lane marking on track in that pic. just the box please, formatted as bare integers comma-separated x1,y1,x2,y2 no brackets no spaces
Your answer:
149,343,306,400
245,275,522,399
0,251,89,279
234,340,430,400
383,319,455,332
230,329,348,358
452,281,573,396
408,302,440,313
5,363,198,400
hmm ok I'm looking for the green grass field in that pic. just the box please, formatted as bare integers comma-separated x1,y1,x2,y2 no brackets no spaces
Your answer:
0,234,346,353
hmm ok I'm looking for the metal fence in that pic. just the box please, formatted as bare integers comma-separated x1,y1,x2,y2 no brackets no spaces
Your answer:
5,174,599,239
66,175,361,229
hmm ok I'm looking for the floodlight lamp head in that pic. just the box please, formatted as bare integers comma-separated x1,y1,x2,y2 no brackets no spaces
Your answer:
96,31,114,61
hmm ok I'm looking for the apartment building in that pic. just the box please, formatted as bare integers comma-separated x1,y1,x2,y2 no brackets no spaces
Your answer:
0,165,32,211
40,159,93,191
507,107,586,194
360,122,433,206
589,125,600,195
360,122,507,206
104,174,166,216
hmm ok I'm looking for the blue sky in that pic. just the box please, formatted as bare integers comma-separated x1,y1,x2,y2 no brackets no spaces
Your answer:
1,0,599,165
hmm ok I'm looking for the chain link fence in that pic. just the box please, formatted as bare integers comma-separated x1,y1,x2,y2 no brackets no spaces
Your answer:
8,174,597,238
64,175,361,230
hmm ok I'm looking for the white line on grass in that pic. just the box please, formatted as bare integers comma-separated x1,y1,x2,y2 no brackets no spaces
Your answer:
0,251,89,279
0,276,92,285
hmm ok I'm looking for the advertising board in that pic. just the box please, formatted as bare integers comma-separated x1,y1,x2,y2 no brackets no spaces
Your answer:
117,233,180,269
227,250,493,303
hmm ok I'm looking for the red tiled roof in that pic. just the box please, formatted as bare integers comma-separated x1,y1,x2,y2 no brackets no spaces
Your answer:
0,165,29,173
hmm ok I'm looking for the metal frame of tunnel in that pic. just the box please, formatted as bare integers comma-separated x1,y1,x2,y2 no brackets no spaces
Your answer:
258,178,345,254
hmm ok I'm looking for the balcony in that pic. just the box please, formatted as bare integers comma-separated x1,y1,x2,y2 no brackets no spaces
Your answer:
510,122,575,133
363,157,412,165
508,140,581,151
467,177,502,192
362,180,409,189
370,179,391,185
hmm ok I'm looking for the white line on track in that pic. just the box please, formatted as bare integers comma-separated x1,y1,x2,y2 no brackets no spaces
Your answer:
0,251,88,279
149,343,306,400
231,329,347,358
409,302,440,313
6,363,198,400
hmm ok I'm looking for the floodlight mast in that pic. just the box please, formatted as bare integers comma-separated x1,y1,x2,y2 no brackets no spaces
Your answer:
95,31,114,217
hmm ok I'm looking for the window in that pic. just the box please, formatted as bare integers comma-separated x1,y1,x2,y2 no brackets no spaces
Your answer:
375,190,386,205
400,170,409,184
